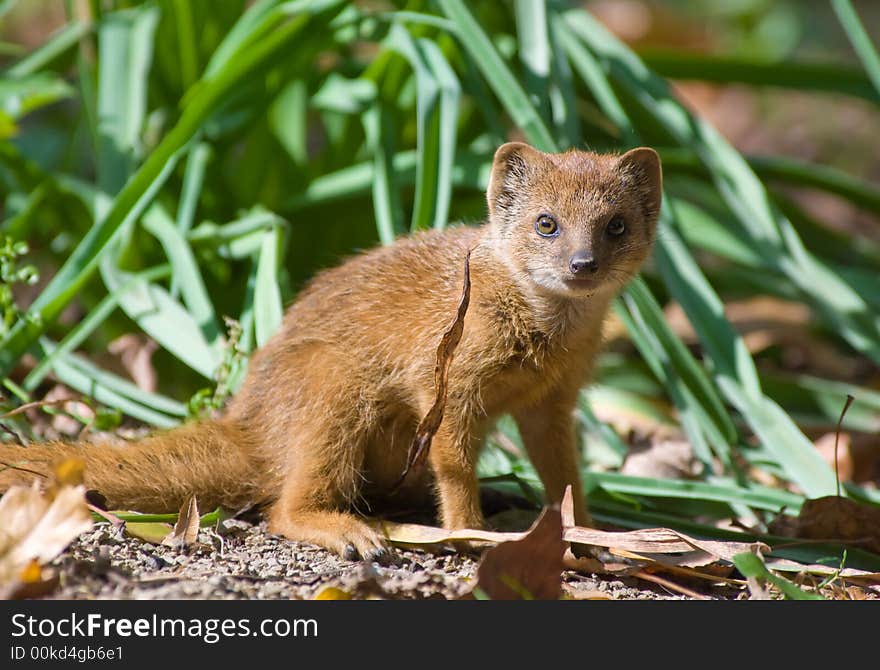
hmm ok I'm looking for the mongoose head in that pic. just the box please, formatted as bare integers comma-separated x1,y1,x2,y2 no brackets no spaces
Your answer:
486,142,662,298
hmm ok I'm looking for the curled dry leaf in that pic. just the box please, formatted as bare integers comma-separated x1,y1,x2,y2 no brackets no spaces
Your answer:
563,526,766,564
376,520,525,548
0,463,93,597
560,484,766,565
394,250,472,490
473,507,566,600
162,495,201,549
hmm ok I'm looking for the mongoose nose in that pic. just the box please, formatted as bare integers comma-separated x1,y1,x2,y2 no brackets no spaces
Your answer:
569,253,598,275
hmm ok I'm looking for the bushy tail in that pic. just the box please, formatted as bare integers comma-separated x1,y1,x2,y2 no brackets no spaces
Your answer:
0,420,264,513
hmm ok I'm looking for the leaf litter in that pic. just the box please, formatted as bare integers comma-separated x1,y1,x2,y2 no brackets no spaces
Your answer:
0,458,93,599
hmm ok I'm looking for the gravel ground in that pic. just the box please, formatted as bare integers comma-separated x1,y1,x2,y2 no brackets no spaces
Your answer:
47,519,700,600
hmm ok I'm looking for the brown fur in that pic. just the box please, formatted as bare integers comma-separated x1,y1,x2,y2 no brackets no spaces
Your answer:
0,143,662,559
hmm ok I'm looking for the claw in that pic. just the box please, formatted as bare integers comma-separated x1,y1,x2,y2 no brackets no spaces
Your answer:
365,546,394,565
343,544,360,561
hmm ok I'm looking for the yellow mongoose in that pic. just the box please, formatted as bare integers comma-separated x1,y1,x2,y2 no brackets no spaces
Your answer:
1,142,662,560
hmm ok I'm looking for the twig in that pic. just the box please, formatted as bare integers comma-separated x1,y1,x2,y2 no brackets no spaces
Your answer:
834,394,854,497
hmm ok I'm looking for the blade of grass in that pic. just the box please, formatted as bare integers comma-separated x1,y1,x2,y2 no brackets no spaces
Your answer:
385,24,443,232
362,100,405,244
141,204,221,347
100,262,221,379
639,49,880,103
4,21,91,78
438,0,557,152
514,0,552,123
733,552,825,600
254,225,284,346
831,0,880,96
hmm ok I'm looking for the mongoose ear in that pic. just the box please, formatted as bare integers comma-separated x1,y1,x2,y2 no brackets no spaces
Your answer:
487,142,545,217
617,147,663,220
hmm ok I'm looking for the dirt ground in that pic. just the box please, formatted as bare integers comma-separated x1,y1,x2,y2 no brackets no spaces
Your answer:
47,518,740,601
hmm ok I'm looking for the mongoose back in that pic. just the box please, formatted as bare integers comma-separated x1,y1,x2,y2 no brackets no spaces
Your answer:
0,142,662,560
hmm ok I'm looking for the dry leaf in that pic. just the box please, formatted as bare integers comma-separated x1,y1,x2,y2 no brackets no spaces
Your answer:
107,334,159,392
562,585,614,600
394,250,471,490
762,557,880,582
559,484,765,564
621,438,701,480
0,477,92,595
795,496,880,555
377,520,525,547
564,526,766,562
474,507,565,600
162,495,200,549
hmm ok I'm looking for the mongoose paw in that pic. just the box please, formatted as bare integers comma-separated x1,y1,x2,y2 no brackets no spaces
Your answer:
330,518,389,563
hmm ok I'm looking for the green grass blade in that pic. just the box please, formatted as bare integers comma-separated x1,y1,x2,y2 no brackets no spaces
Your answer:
176,141,211,237
141,204,222,347
547,12,581,148
95,4,160,194
438,0,557,152
639,49,880,103
100,261,221,379
514,0,552,123
656,212,837,497
4,21,91,78
593,471,803,512
386,23,441,233
254,226,284,346
171,0,200,89
661,148,880,215
420,38,460,230
621,277,738,444
733,552,825,600
831,0,880,96
362,101,405,244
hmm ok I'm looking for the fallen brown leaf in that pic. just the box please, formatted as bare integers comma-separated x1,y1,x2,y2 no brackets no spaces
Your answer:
562,585,614,600
474,507,566,600
564,526,766,563
162,494,200,549
795,495,880,555
559,486,766,563
621,438,701,480
394,250,471,490
376,520,525,547
0,470,92,597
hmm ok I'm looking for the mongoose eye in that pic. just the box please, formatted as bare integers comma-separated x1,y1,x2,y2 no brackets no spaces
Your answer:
535,214,559,237
606,215,626,236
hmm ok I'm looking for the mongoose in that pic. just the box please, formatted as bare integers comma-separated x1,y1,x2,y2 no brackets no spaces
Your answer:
0,142,662,560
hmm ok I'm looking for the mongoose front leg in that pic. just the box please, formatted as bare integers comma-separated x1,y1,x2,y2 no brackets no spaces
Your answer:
429,421,485,530
513,393,591,527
